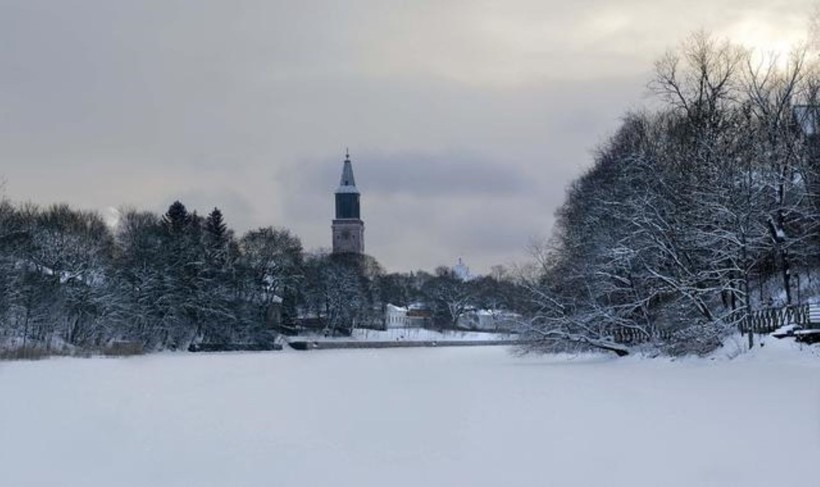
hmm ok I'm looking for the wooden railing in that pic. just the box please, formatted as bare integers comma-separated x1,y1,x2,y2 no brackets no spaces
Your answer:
610,302,819,344
810,304,820,326
739,304,817,334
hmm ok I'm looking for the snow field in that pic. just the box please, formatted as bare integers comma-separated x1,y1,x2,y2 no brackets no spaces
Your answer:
0,340,818,487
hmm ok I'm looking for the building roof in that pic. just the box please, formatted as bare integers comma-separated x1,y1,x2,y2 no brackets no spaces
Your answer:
336,151,360,194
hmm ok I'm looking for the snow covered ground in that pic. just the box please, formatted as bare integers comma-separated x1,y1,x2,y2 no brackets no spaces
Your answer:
0,338,818,487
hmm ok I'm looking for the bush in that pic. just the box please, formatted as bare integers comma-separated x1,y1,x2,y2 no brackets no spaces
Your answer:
0,346,64,361
662,323,734,356
101,341,145,357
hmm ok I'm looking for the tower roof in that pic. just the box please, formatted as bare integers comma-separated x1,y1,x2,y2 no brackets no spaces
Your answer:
336,150,360,194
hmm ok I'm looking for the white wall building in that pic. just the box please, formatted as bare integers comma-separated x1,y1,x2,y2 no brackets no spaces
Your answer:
385,304,409,329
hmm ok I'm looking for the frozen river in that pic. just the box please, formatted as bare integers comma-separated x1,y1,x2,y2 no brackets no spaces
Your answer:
1,341,818,487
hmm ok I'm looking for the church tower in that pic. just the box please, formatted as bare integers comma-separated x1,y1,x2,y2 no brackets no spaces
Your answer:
332,151,365,254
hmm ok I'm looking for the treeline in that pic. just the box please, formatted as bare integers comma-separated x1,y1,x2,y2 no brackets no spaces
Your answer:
0,200,525,354
522,33,820,355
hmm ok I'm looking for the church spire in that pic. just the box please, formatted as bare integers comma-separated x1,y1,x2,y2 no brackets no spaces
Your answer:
332,149,365,254
337,149,359,193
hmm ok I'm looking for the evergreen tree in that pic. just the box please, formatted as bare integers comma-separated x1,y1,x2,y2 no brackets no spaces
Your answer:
204,208,227,242
162,201,191,235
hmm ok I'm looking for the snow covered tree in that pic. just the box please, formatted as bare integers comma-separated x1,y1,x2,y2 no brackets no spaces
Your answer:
239,226,303,332
522,33,820,356
299,251,384,335
422,267,475,328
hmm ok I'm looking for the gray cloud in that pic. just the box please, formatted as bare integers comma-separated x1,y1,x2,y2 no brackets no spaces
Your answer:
287,151,535,197
0,0,814,273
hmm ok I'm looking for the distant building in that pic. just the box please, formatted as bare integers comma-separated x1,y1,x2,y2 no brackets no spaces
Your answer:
383,303,431,330
405,303,433,328
453,257,472,281
332,151,365,254
385,304,408,329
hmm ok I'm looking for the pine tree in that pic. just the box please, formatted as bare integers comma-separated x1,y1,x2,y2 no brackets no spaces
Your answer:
162,201,190,235
204,208,227,242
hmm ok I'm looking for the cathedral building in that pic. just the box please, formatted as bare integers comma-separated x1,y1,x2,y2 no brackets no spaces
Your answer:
332,151,365,254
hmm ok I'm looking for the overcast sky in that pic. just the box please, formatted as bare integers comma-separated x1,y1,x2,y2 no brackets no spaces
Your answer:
0,0,814,273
